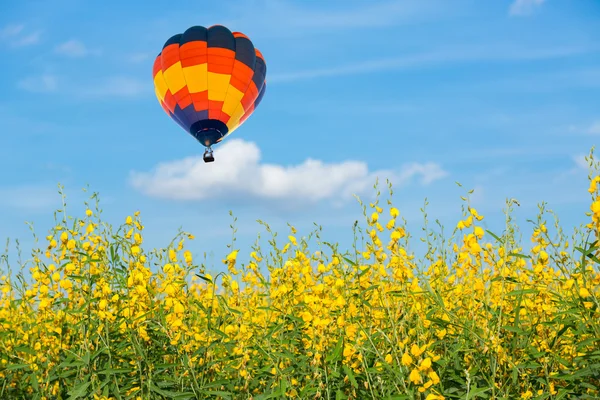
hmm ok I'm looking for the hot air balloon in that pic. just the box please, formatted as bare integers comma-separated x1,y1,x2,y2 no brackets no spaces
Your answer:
152,25,267,163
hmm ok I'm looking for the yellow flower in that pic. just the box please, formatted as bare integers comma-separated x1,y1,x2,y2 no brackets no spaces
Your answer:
521,390,533,399
419,357,432,370
425,394,445,400
474,226,484,239
169,248,177,262
409,368,421,384
411,344,426,357
226,250,238,263
60,279,72,290
428,370,440,384
184,250,192,265
371,212,379,223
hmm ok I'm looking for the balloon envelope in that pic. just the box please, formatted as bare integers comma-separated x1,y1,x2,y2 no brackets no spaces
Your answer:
152,25,267,147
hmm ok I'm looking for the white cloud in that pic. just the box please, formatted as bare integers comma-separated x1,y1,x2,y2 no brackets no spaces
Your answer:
55,39,101,57
129,139,448,205
17,74,58,93
509,0,546,16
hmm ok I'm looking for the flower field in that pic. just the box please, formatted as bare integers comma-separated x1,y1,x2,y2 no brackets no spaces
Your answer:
1,167,600,399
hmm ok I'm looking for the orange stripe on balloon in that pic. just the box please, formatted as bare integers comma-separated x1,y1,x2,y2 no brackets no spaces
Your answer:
255,49,264,61
190,91,209,112
208,101,223,119
232,61,254,82
208,64,233,74
220,112,231,125
207,47,235,58
163,91,177,113
152,56,162,77
161,43,181,70
239,104,255,124
181,56,208,68
180,40,207,57
207,55,235,68
240,82,259,111
232,32,250,40
173,86,192,109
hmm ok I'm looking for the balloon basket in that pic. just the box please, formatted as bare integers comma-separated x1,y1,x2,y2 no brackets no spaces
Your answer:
203,148,215,163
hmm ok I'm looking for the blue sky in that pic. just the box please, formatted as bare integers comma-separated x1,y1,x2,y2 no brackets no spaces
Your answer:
1,0,599,273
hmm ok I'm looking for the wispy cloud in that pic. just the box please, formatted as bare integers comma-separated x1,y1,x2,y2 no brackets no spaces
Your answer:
16,74,149,98
269,44,592,83
55,39,101,57
267,0,442,29
17,74,58,93
0,23,41,47
129,139,448,206
446,67,600,96
573,154,590,170
565,120,600,136
127,52,151,63
509,0,546,16
77,76,150,98
0,24,24,38
14,31,41,47
587,121,600,135
226,0,447,35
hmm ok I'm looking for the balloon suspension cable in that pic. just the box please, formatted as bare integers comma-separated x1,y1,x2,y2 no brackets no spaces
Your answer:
203,146,215,163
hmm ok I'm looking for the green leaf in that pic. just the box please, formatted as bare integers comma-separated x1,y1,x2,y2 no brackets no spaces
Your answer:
5,363,29,371
14,345,36,355
201,391,233,399
502,325,525,334
150,383,196,398
343,365,358,388
554,389,572,400
506,288,539,296
343,256,357,266
485,230,504,243
510,253,531,259
326,335,344,363
97,368,134,375
67,381,91,400
195,274,213,283
466,386,491,399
